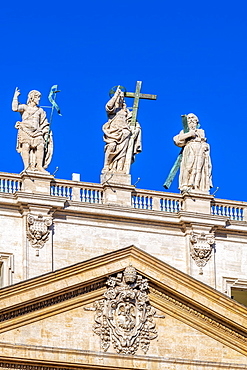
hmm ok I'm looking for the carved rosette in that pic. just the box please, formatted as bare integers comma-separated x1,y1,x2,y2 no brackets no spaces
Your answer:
93,266,158,355
26,213,52,251
190,232,215,274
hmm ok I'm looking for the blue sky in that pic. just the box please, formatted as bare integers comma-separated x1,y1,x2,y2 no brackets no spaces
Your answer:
1,0,247,201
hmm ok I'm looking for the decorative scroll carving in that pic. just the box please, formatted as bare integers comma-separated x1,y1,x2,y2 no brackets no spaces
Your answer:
93,265,158,354
190,232,215,274
27,214,52,252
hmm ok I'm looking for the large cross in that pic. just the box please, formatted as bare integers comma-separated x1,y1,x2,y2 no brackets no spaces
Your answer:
163,115,189,189
124,81,157,126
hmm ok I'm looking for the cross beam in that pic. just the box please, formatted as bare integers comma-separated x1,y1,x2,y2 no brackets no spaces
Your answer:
124,81,157,126
163,115,188,189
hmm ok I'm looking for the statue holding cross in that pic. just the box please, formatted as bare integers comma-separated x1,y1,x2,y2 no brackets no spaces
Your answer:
102,81,156,178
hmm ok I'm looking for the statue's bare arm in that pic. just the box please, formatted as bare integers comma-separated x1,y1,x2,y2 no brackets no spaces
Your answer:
106,86,122,112
12,87,25,112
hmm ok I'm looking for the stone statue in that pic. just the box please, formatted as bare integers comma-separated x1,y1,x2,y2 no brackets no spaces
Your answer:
102,86,141,174
12,88,53,173
173,113,212,192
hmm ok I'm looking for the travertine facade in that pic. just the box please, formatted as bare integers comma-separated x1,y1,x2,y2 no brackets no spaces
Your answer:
0,170,246,369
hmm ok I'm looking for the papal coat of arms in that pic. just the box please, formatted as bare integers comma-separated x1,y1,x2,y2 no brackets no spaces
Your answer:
93,265,158,355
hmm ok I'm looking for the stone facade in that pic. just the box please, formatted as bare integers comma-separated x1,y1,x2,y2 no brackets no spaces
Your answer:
0,171,247,369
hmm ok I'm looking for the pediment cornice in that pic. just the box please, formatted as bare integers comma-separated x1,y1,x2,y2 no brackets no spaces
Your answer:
0,245,246,356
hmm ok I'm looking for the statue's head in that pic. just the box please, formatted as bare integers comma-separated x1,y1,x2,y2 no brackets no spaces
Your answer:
187,113,199,129
118,91,126,108
27,90,41,105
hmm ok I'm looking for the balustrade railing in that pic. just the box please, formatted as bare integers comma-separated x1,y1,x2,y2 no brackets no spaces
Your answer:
132,189,182,212
211,199,246,221
0,173,22,194
80,188,103,203
50,184,73,199
1,172,246,221
50,180,103,203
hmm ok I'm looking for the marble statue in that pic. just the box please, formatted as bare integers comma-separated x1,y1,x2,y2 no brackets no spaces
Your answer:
12,88,53,173
173,113,212,192
102,86,141,174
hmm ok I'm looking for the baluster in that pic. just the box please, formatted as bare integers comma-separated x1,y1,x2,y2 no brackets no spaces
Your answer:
149,197,153,210
85,189,89,202
171,200,175,212
0,179,3,192
231,207,235,220
235,207,239,221
132,195,136,208
4,180,8,193
81,189,85,202
167,199,171,212
240,208,244,221
220,205,223,216
160,198,163,211
163,199,167,212
91,190,95,203
68,187,71,199
219,205,223,216
9,180,13,193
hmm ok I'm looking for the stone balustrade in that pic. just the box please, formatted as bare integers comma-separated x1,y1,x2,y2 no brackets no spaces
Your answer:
211,198,247,221
0,172,22,193
131,188,182,212
0,172,246,220
50,179,103,203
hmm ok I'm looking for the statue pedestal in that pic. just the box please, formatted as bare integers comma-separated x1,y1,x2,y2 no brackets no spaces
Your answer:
182,190,213,214
101,172,133,207
100,172,131,186
21,171,54,195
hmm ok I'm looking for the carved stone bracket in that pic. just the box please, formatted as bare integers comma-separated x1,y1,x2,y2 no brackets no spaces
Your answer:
190,231,215,275
93,265,158,355
26,213,52,254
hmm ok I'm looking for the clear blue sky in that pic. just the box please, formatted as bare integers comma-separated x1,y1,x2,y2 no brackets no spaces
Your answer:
1,0,247,201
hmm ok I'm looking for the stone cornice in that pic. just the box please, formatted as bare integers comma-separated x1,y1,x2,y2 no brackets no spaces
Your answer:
0,342,246,369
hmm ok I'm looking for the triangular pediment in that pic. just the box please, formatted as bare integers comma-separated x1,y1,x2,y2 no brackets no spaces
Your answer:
0,245,246,369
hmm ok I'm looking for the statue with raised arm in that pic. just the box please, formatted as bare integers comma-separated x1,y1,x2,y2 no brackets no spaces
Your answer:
173,113,212,193
12,88,53,173
102,86,141,175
